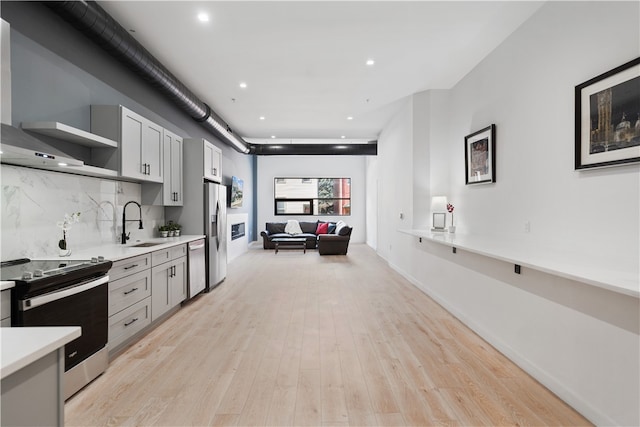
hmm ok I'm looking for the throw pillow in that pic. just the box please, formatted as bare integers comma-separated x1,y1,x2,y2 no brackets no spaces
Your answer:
335,220,347,236
327,222,337,234
300,221,319,234
266,222,286,234
338,225,352,236
315,222,329,235
285,219,303,235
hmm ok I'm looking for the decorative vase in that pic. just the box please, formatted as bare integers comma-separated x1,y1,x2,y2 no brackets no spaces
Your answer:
174,230,181,237
160,230,169,238
59,248,71,257
168,230,175,237
58,237,71,256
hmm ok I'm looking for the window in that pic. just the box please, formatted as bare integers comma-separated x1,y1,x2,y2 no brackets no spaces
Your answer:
274,178,351,216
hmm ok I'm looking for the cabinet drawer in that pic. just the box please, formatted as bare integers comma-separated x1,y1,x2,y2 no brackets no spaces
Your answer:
109,269,152,316
108,296,151,351
152,244,187,267
109,254,151,281
1,289,10,322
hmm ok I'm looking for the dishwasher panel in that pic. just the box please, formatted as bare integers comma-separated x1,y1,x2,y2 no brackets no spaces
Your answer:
188,239,206,298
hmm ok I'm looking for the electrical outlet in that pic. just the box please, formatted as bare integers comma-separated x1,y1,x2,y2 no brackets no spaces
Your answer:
524,221,531,233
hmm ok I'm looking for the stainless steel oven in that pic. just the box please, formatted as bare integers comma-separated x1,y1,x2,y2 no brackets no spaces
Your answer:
1,258,112,399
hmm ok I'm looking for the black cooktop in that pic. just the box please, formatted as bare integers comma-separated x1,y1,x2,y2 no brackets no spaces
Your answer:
1,258,113,298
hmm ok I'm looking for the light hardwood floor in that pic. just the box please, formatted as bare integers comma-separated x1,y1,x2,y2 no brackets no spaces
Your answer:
66,243,592,426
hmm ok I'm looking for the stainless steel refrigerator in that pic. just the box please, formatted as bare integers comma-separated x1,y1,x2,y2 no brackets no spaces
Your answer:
205,182,227,290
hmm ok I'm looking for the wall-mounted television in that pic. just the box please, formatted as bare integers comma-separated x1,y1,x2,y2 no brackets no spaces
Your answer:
230,176,243,208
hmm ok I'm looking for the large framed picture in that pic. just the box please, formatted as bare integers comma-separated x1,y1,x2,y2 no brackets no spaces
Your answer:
575,57,640,169
465,124,496,185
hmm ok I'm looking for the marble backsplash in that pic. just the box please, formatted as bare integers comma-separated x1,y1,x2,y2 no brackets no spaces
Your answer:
1,165,164,260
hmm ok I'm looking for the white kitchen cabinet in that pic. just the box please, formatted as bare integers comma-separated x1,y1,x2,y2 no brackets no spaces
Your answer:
163,129,183,205
108,298,151,352
108,269,152,317
107,254,152,355
91,105,163,183
203,139,222,183
151,244,187,322
141,128,184,206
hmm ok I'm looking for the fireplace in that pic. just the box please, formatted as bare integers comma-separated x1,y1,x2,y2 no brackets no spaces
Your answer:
231,222,245,240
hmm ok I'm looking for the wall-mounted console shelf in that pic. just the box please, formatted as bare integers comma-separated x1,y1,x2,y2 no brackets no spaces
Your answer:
399,229,638,299
22,121,118,148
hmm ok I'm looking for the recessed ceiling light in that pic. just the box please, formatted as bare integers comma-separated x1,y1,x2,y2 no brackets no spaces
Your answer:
366,59,375,66
271,135,276,139
239,82,247,89
58,162,68,167
259,116,265,120
341,135,346,139
347,116,353,120
197,13,209,22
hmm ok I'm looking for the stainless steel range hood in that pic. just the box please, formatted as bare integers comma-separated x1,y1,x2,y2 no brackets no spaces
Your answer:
1,123,83,168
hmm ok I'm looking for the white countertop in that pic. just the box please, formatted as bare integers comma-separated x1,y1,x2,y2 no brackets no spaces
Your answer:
38,235,205,262
1,326,81,379
399,229,639,299
1,281,15,291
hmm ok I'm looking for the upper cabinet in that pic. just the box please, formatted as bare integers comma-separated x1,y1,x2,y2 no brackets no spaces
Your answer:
162,129,183,206
203,139,222,183
91,105,164,183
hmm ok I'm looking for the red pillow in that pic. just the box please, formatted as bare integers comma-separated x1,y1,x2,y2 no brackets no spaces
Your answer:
315,222,329,234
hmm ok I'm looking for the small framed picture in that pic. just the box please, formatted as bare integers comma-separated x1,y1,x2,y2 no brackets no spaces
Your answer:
432,213,446,231
465,124,496,185
575,57,640,169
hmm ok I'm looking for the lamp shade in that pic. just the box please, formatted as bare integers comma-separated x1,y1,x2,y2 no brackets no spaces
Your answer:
431,196,448,212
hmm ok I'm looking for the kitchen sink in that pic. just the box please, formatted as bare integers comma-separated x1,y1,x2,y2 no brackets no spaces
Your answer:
129,242,163,248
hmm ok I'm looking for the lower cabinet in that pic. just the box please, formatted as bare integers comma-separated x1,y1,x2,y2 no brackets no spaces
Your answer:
107,243,188,355
107,255,152,354
108,298,151,351
151,255,186,321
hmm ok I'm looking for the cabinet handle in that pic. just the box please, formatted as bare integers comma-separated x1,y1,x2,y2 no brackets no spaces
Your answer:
124,318,139,327
213,168,217,176
123,264,139,270
68,351,78,358
123,287,139,295
147,164,151,175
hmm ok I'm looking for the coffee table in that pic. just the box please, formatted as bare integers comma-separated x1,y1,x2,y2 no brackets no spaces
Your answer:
272,237,307,254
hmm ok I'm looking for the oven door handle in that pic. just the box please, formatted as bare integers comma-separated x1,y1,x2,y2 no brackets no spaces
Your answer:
20,275,109,311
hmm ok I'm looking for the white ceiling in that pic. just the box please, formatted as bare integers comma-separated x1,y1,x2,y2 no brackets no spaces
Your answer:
99,1,543,143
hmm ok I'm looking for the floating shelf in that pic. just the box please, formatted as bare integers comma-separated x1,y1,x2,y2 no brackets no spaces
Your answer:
21,121,118,149
399,229,639,298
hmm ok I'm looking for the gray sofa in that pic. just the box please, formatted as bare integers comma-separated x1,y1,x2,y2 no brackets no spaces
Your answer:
260,221,353,254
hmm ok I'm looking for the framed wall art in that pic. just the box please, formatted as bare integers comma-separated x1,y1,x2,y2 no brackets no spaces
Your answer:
575,57,640,169
465,124,496,185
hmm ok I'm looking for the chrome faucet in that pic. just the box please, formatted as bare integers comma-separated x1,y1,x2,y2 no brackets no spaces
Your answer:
121,201,143,244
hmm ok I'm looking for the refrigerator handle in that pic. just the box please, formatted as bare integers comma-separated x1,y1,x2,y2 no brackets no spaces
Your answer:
215,201,221,250
210,214,217,238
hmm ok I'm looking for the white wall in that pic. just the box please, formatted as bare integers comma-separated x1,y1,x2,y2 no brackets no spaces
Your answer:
257,155,367,243
371,2,639,425
227,213,248,263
